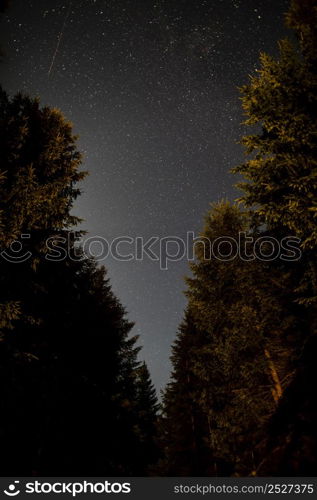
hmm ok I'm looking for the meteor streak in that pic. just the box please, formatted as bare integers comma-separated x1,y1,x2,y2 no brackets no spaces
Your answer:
48,1,72,78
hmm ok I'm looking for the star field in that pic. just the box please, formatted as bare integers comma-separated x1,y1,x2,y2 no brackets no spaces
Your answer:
0,0,289,390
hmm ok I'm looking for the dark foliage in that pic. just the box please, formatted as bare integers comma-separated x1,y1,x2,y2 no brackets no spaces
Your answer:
161,0,317,476
0,89,158,475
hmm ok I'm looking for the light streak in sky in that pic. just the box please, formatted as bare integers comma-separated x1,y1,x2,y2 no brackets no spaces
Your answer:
48,1,72,78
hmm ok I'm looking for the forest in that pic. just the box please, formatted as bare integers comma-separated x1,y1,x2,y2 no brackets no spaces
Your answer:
0,0,316,476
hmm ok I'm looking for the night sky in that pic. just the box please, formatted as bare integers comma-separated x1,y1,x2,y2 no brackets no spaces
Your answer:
0,0,289,392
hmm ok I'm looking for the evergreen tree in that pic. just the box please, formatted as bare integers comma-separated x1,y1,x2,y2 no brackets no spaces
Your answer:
162,0,317,476
0,89,158,475
133,362,160,474
0,87,85,347
232,0,317,304
233,0,317,248
184,202,276,474
162,201,307,475
0,88,84,245
231,0,317,474
160,311,212,476
257,335,317,476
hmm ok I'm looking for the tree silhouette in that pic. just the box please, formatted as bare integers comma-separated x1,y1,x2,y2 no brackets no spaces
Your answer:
0,89,158,475
231,0,317,474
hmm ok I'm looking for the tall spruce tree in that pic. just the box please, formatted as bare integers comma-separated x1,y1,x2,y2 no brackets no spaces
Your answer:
160,311,212,476
231,0,317,474
0,89,158,475
133,362,160,474
184,202,279,474
162,201,307,475
0,88,85,353
232,0,317,304
233,0,317,244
